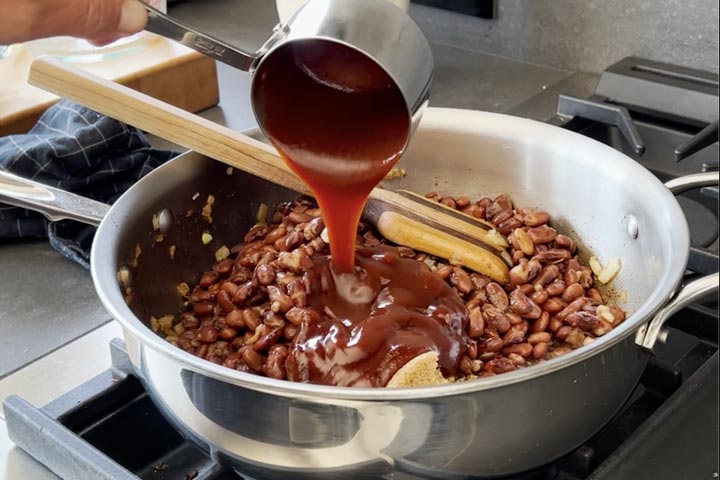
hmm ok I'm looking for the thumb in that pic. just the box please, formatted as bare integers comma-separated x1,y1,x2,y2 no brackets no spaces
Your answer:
66,0,148,43
8,0,148,45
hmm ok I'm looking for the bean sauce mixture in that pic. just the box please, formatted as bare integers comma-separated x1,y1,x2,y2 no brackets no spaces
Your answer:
158,194,627,386
152,42,627,387
248,40,475,385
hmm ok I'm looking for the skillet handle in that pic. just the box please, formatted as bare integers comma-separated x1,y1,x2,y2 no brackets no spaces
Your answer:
635,273,719,352
635,171,720,352
0,171,109,226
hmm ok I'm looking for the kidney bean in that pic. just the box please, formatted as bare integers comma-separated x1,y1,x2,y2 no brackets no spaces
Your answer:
241,347,265,372
224,309,244,329
545,280,566,297
449,267,473,295
468,308,485,338
196,344,209,358
524,210,549,227
288,211,313,224
264,344,289,379
549,346,572,358
509,259,531,286
441,197,457,209
543,298,566,314
485,282,509,310
557,297,591,320
466,341,478,360
478,336,504,353
222,353,242,369
586,287,604,303
218,326,238,340
510,289,542,319
529,290,548,305
435,265,454,280
197,325,218,344
491,209,513,226
503,322,528,345
214,259,235,277
531,311,550,332
255,264,276,286
193,302,215,317
483,306,511,333
527,225,557,244
497,217,523,236
506,312,524,325
528,332,552,344
503,342,532,357
555,234,576,252
242,308,261,331
253,327,283,352
216,290,235,313
549,316,563,332
532,342,548,359
263,226,287,245
561,283,584,303
533,249,572,265
267,286,292,313
199,271,219,289
485,357,517,374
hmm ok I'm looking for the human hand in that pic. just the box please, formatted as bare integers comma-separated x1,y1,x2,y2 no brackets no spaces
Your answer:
0,0,148,46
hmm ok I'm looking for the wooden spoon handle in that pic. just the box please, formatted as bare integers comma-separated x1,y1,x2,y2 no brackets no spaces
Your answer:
28,57,308,194
28,57,509,282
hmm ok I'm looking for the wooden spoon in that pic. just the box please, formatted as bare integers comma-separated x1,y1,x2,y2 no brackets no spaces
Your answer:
28,57,511,282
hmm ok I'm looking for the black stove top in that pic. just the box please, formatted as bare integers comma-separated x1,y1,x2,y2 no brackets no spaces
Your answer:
3,57,719,480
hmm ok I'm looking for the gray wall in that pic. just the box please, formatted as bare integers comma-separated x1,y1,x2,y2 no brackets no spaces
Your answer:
411,0,719,74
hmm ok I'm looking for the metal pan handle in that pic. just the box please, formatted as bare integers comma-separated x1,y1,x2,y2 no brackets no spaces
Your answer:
143,3,282,72
635,171,720,351
0,171,109,226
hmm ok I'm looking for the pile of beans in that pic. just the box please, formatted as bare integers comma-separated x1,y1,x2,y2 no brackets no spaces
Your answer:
159,194,626,382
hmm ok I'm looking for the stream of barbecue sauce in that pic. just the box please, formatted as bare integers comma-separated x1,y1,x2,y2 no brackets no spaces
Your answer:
253,40,468,386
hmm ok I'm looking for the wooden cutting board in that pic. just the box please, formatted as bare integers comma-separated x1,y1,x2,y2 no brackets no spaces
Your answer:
0,33,219,135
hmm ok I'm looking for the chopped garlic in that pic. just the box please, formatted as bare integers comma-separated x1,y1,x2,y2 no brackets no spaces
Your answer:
157,314,175,336
169,245,176,259
202,231,213,245
589,256,603,276
598,258,621,284
151,213,160,231
256,203,268,225
226,167,234,175
384,167,406,180
201,195,215,223
176,282,190,297
192,192,200,201
150,316,159,332
320,228,330,244
215,245,230,261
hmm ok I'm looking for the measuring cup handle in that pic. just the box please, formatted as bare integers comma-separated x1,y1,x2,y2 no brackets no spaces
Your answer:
143,3,260,71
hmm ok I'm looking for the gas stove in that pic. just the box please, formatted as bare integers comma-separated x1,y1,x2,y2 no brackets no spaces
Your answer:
0,57,717,480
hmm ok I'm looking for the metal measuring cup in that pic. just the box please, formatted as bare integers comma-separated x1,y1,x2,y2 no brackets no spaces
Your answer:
143,0,433,140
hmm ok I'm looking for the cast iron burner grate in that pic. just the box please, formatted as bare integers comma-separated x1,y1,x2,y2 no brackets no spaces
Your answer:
3,300,718,480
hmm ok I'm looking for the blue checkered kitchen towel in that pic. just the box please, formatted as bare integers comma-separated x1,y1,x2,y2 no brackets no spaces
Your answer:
0,100,177,268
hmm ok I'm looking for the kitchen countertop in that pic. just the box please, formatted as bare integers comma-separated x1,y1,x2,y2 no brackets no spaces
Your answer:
0,0,596,378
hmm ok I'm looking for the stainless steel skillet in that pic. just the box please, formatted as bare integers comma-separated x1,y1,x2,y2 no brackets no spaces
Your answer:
1,107,717,478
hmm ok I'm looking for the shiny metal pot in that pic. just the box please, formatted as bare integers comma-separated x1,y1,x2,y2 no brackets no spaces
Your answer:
0,108,717,479
144,0,433,137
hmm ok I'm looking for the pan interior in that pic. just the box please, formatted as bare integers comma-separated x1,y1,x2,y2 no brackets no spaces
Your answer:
90,108,689,397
